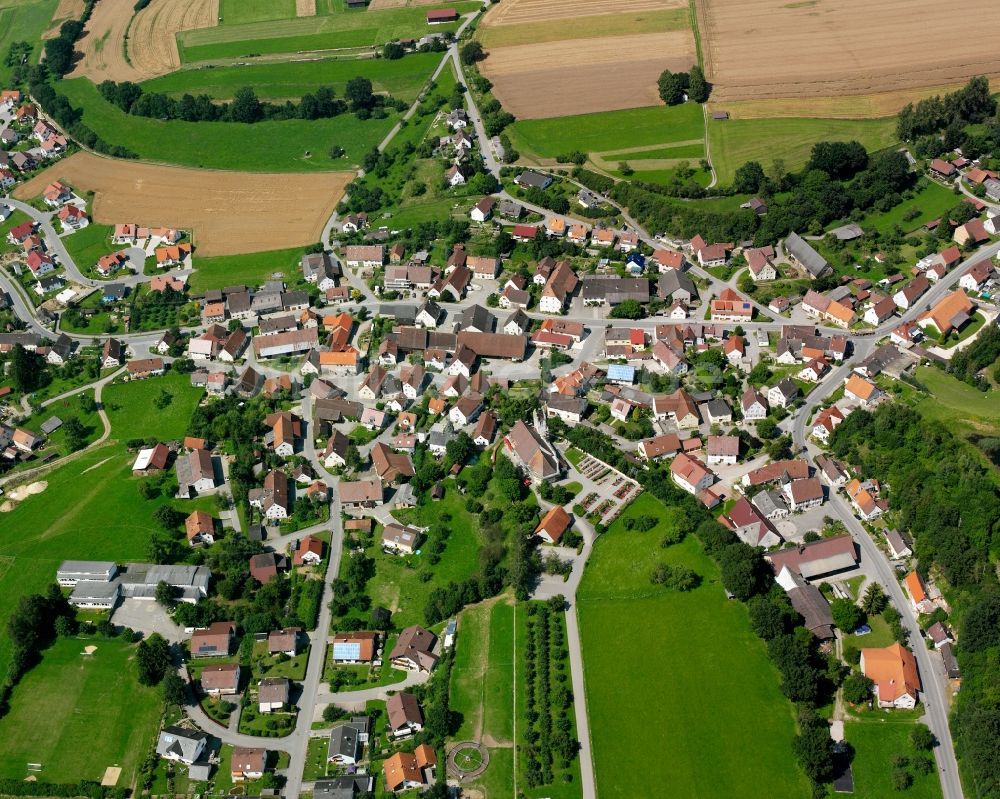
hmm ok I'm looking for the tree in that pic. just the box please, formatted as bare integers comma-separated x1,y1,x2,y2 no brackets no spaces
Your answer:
657,69,687,105
609,299,644,319
162,672,187,706
688,64,710,103
830,598,864,632
748,595,787,640
382,41,404,60
861,583,888,616
892,768,913,791
459,41,485,65
842,672,874,705
54,615,77,637
62,416,87,452
719,542,770,601
136,632,172,686
11,344,43,393
910,724,935,751
345,76,375,112
733,161,766,194
793,710,836,783
230,87,263,123
155,580,175,607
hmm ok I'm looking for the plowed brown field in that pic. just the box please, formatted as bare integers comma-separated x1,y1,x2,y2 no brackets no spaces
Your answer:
480,31,695,119
699,0,1000,102
14,152,350,256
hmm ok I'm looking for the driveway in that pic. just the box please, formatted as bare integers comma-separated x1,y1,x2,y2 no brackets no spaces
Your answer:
112,598,186,642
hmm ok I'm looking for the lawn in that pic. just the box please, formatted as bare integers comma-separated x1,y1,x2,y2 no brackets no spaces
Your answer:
189,246,309,292
0,0,57,85
20,389,103,457
0,636,162,784
58,78,397,171
708,116,898,185
177,3,479,62
60,223,119,274
845,720,943,799
851,179,956,236
102,371,205,440
507,104,705,161
366,482,482,628
577,494,810,799
914,365,1000,428
141,52,440,103
0,209,33,254
220,0,295,25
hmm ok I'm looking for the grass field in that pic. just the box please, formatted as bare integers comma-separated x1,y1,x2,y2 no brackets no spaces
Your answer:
577,494,809,798
60,223,119,272
140,52,440,102
58,78,396,171
507,103,704,161
915,365,1000,429
846,720,943,799
0,0,57,85
177,2,479,62
189,245,307,292
0,636,163,784
21,389,103,457
103,371,204,440
221,0,295,24
851,180,956,235
708,116,899,184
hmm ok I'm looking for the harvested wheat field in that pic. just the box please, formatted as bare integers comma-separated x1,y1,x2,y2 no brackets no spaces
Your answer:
44,0,86,38
67,0,142,82
295,0,315,15
482,0,682,26
127,0,219,78
14,152,350,256
481,31,695,119
699,0,1000,102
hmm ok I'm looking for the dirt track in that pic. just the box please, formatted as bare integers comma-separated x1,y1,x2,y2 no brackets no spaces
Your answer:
700,0,1000,101
481,31,695,119
14,152,351,256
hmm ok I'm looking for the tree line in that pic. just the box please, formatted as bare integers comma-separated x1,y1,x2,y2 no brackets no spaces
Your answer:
828,403,1000,795
897,76,995,141
97,77,400,124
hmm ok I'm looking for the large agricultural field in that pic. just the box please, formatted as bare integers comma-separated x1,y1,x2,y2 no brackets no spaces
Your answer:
55,77,397,172
697,0,1000,103
478,0,696,119
0,637,163,785
126,0,220,80
14,152,350,256
577,494,810,798
0,0,57,84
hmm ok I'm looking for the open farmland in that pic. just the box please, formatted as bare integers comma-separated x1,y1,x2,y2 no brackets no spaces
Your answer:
698,0,1000,102
126,0,220,80
708,115,898,184
14,152,350,256
67,0,142,82
577,494,810,798
54,78,393,171
481,32,695,119
44,0,83,36
0,0,57,84
220,0,294,24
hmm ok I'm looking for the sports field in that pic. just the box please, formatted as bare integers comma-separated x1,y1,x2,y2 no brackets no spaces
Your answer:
177,1,479,62
845,720,943,799
507,104,704,163
0,636,163,784
140,51,439,102
708,116,898,184
15,151,349,256
577,494,809,798
56,78,389,173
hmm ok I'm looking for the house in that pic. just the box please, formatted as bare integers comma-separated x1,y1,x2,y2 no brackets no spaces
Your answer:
382,523,423,555
258,677,290,713
893,276,930,310
651,389,700,428
504,420,560,482
670,452,714,495
332,631,379,664
657,269,696,303
470,196,496,222
191,621,236,657
314,776,375,799
175,448,216,497
156,727,209,765
339,478,383,509
57,203,89,229
390,625,438,672
753,486,791,520
515,170,552,190
864,296,896,326
231,747,267,782
386,692,424,738
156,243,192,269
268,628,301,657
706,435,739,466
473,410,497,447
741,387,768,420
766,535,858,579
710,288,752,322
534,505,571,545
638,432,682,461
293,535,324,566
905,570,934,614
126,357,165,380
265,411,301,457
918,289,975,337
132,442,170,474
929,158,956,180
343,245,385,268
926,621,952,650
768,378,798,408
959,260,993,292
811,406,844,443
689,234,732,267
746,247,777,281
371,442,415,484
784,232,830,278
844,374,881,405
327,724,362,766
719,497,782,548
860,643,921,708
185,510,216,546
783,476,824,511
539,259,578,313
954,218,989,246
383,746,436,792
885,529,912,560
200,663,240,695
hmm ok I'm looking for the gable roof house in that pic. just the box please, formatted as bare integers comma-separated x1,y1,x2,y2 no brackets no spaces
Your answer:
775,566,834,640
156,727,209,765
503,420,560,483
175,448,216,497
191,621,236,657
918,289,975,337
185,510,216,547
534,505,572,545
720,497,782,548
200,663,241,695
861,643,921,708
248,470,291,520
371,442,415,484
766,535,858,580
390,625,438,672
784,232,831,278
670,452,714,495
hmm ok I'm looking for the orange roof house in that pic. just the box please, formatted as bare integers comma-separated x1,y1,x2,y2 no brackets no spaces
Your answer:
860,643,921,708
844,373,880,404
534,506,571,545
904,571,933,613
918,289,975,337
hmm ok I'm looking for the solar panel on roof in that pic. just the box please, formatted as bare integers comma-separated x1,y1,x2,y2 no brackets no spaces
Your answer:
333,642,361,660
